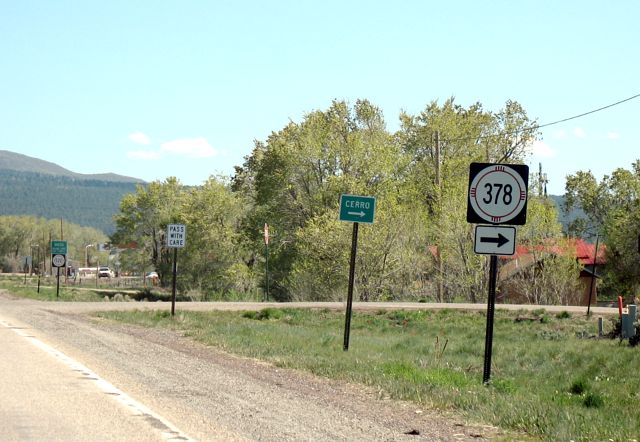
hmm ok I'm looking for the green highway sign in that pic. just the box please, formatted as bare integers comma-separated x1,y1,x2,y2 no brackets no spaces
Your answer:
339,194,376,224
51,240,67,255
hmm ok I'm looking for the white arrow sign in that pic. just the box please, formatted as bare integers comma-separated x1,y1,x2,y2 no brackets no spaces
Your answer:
474,225,516,256
347,211,366,217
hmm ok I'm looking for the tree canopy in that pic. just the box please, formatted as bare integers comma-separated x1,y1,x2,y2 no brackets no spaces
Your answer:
105,98,586,303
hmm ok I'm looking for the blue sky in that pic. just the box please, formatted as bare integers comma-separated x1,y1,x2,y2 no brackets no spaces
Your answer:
1,1,638,195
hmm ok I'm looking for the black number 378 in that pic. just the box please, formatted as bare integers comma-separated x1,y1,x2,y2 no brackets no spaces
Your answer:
483,183,513,205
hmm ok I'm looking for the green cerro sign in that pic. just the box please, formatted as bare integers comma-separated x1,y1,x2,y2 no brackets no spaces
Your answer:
51,240,67,255
339,194,376,224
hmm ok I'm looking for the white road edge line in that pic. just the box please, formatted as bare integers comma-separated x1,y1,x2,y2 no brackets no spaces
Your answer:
0,319,195,442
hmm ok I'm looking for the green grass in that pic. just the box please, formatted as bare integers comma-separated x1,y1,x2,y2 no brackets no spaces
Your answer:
0,275,258,302
0,278,107,301
94,307,640,441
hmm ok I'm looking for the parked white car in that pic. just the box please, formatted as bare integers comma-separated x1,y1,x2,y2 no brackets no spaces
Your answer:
98,266,114,278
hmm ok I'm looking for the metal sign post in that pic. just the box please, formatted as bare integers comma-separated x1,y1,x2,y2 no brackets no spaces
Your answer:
343,222,359,351
483,255,498,384
339,194,376,351
167,224,186,316
264,223,269,302
467,163,529,385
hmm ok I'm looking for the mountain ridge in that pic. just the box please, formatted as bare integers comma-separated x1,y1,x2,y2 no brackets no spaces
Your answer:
0,150,145,234
0,150,144,183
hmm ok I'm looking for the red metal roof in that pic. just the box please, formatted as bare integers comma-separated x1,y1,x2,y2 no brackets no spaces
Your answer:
573,238,606,265
499,238,606,265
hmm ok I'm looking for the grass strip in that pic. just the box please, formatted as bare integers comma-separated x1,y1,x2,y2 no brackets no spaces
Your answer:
95,307,640,441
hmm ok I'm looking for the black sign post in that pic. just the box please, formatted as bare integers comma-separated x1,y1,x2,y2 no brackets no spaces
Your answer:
171,248,178,316
166,224,186,317
483,255,498,384
467,163,528,384
339,194,376,351
343,222,359,351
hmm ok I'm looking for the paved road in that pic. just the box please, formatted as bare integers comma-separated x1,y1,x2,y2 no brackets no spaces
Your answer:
0,314,191,441
0,294,615,441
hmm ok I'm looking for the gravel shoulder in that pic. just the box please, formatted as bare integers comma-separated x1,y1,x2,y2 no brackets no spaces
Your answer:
0,292,528,441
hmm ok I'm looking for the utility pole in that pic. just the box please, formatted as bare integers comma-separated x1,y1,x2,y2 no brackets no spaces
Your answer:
538,163,543,196
435,131,444,302
587,235,600,316
48,231,52,275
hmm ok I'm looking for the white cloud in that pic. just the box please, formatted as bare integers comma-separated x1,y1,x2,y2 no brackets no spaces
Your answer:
607,131,620,140
128,131,151,145
552,129,567,139
160,137,218,158
126,150,162,160
528,140,556,159
574,127,586,138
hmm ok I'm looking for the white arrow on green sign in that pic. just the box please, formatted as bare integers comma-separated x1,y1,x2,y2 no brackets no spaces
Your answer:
339,194,376,224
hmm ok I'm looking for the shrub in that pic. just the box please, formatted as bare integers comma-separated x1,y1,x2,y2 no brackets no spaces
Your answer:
583,393,604,408
569,379,588,395
243,308,284,321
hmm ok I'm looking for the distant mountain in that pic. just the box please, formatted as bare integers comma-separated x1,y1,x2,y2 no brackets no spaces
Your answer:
0,150,145,234
0,150,144,183
549,194,588,236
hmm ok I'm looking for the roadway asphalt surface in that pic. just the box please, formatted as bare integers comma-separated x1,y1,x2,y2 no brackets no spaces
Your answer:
0,293,618,441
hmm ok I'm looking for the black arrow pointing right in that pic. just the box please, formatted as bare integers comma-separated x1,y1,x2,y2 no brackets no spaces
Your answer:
480,233,509,248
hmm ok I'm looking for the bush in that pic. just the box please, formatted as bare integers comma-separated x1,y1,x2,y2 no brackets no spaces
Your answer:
242,308,284,321
583,393,604,408
569,379,588,395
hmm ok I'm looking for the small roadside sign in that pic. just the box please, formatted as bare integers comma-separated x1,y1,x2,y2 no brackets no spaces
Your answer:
339,194,376,224
52,254,66,268
474,225,516,256
51,240,68,255
467,163,529,225
167,224,186,248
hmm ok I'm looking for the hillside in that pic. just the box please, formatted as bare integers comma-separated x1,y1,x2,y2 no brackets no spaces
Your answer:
0,151,143,234
0,150,144,183
549,194,588,236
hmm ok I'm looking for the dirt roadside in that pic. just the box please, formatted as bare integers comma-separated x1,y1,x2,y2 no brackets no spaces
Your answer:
0,292,531,441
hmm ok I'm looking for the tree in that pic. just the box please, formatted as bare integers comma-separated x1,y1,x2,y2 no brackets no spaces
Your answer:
565,161,640,296
235,99,407,300
179,176,252,297
112,178,185,285
0,215,105,273
397,98,539,302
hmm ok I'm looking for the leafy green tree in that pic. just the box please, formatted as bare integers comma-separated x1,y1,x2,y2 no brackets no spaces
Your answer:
397,98,539,302
564,161,640,296
112,178,185,285
179,176,253,297
235,99,406,300
0,215,105,273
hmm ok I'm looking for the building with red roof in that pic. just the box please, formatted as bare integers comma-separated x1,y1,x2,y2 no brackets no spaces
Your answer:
498,238,606,306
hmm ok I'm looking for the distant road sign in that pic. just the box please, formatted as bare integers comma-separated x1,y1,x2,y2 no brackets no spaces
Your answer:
52,254,66,268
339,194,376,224
51,240,68,255
474,225,516,256
467,163,529,225
167,224,187,248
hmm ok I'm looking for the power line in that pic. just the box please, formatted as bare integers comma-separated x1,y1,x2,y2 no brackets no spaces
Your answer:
534,93,640,130
441,92,640,143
